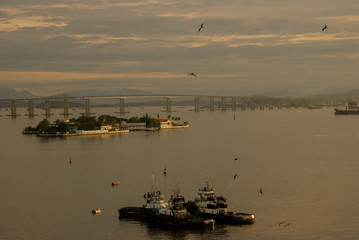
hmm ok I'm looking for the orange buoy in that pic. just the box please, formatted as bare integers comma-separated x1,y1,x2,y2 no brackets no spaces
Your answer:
92,208,101,214
111,182,119,186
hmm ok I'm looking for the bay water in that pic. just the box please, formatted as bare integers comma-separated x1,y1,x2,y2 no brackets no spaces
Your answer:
1,106,359,239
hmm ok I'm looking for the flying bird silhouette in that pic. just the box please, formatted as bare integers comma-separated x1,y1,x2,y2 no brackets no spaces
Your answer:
188,72,197,77
234,157,238,161
259,188,263,195
233,173,238,179
279,221,290,227
198,23,204,32
322,25,328,31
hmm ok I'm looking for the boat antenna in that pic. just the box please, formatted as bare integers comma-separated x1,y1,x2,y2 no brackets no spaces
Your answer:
206,172,211,189
151,174,156,191
173,179,181,197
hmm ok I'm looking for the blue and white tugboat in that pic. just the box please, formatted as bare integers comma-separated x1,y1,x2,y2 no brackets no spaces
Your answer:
118,188,168,220
185,181,255,225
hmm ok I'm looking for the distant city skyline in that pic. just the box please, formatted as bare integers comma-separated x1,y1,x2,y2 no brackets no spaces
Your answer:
1,0,359,96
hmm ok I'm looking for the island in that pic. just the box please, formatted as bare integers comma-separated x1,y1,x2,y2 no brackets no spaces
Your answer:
22,114,189,137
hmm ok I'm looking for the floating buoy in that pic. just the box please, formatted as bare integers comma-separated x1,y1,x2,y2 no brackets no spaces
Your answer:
92,208,101,214
111,182,119,186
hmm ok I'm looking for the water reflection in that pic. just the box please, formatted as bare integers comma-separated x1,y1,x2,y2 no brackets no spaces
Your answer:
145,223,228,240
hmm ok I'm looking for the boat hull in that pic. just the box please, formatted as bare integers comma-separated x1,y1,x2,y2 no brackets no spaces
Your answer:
197,212,255,225
335,109,359,115
147,212,215,229
185,201,255,225
119,207,214,229
118,207,156,220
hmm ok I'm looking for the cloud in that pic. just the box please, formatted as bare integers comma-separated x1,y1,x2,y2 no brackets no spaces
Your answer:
0,71,184,82
160,31,359,49
41,33,147,46
287,32,359,44
321,15,359,23
0,7,29,16
20,0,174,11
159,12,201,20
1,0,359,96
0,15,67,32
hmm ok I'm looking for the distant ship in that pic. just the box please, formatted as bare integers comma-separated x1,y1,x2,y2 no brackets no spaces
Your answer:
334,108,359,115
335,101,359,115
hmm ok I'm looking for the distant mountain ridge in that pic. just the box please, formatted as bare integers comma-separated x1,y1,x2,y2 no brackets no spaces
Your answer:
1,87,359,100
0,87,38,99
0,87,153,100
65,88,153,97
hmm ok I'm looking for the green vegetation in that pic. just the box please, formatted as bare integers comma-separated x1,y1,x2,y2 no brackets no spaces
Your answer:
22,114,187,135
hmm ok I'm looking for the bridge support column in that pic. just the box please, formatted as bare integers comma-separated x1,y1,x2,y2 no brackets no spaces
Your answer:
194,97,199,112
221,97,227,111
239,97,246,110
277,99,283,109
28,100,35,118
85,98,90,117
166,98,172,113
45,99,51,118
209,97,214,112
231,97,236,111
10,100,17,118
63,98,69,116
259,98,265,110
250,98,255,110
120,98,125,114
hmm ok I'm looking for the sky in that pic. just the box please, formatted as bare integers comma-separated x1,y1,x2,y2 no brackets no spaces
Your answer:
1,0,359,96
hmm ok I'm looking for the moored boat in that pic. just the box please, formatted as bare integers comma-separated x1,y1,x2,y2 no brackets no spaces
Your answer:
148,192,215,229
185,182,255,225
335,108,359,115
118,189,168,220
335,101,359,115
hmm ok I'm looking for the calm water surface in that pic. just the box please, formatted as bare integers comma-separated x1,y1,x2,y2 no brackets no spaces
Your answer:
1,106,359,239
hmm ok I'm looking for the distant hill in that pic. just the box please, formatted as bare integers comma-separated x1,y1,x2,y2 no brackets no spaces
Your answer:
254,88,359,99
0,87,38,99
0,87,153,100
253,89,312,98
316,88,359,100
2,86,359,101
64,87,154,97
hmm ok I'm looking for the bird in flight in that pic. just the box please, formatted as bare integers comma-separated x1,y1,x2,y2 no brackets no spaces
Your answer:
322,25,328,31
234,157,238,161
188,72,197,77
198,23,204,32
259,188,263,195
279,221,290,227
233,173,238,179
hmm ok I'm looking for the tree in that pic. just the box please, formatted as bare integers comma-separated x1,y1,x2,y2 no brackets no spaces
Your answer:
36,119,50,132
77,116,100,130
98,115,119,124
55,119,69,133
128,116,140,123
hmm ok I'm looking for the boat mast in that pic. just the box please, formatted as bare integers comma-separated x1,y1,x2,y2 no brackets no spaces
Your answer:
206,172,211,189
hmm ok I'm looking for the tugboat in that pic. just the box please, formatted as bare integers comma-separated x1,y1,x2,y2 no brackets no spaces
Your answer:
148,190,215,229
185,182,255,225
118,188,168,220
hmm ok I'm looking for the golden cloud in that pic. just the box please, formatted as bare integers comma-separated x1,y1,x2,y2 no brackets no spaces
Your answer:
0,15,67,32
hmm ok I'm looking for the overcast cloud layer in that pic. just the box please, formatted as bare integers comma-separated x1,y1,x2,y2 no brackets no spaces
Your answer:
1,0,359,96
